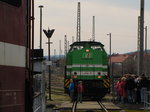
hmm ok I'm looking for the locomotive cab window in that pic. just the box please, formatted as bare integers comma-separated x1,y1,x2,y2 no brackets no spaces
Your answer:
70,45,83,51
0,0,21,7
91,45,102,51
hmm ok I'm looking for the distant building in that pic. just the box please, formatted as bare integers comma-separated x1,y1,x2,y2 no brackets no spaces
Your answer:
109,52,150,76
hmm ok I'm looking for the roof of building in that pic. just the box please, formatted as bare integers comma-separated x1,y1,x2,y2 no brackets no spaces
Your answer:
110,54,129,63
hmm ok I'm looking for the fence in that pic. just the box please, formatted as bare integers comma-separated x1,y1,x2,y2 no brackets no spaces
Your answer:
33,93,42,112
144,91,150,111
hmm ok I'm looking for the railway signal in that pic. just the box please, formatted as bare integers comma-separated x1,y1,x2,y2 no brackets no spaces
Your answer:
43,28,55,38
43,28,55,100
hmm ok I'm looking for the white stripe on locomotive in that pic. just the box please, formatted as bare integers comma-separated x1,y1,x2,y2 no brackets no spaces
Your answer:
67,64,107,69
66,71,107,76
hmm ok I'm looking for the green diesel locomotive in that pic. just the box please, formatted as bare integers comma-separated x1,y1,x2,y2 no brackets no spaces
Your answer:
64,41,110,99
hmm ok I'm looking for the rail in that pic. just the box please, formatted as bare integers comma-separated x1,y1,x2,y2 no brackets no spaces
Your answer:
72,101,78,112
144,91,150,111
97,101,109,112
71,100,109,112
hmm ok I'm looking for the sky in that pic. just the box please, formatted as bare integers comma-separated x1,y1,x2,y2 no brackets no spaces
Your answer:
34,0,150,55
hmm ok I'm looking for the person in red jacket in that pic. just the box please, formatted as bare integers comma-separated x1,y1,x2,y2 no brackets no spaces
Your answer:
77,81,83,103
120,77,127,103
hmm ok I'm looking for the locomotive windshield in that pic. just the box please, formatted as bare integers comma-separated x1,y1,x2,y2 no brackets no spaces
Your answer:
70,45,84,51
69,41,105,52
91,45,102,51
0,0,21,7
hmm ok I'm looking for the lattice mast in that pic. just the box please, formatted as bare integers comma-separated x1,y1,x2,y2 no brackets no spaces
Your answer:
76,2,81,42
64,35,67,56
59,40,62,59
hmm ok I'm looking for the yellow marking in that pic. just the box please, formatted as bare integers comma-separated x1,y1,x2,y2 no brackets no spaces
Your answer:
103,83,109,88
65,80,70,88
104,81,109,86
65,79,69,83
103,79,110,88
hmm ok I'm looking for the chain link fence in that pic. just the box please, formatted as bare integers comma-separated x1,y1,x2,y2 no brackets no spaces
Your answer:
144,91,150,111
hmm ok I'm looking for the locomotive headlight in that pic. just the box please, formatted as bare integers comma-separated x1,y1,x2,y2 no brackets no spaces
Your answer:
98,75,101,78
98,72,101,78
74,75,77,78
86,49,89,52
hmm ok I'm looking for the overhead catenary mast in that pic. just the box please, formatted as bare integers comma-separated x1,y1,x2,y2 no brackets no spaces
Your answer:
72,36,74,43
76,2,81,42
139,0,145,75
137,16,141,75
64,35,67,56
92,16,95,41
59,40,62,59
67,41,70,52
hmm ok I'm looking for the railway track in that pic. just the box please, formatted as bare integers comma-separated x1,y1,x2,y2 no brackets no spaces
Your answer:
97,101,109,112
71,100,109,112
72,100,77,112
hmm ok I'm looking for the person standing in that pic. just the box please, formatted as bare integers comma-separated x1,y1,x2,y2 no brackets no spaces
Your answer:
77,81,83,103
140,74,149,103
125,75,135,103
68,79,75,102
115,78,121,102
120,77,127,104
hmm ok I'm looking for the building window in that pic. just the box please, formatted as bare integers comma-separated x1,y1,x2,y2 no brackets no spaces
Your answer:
0,0,21,7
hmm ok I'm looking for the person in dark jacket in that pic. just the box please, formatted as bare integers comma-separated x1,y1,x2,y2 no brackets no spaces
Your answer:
77,81,83,103
140,74,149,103
68,79,75,102
134,76,141,104
125,75,135,103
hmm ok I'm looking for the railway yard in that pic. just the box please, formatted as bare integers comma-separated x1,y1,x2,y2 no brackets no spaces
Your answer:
1,1,150,112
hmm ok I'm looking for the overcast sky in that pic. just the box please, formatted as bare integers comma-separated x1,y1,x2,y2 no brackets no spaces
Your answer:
34,0,150,55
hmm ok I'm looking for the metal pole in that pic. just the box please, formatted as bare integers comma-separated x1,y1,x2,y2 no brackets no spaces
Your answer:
48,38,51,100
92,16,95,41
26,0,32,111
139,0,145,75
107,33,112,72
72,36,74,43
76,2,81,42
43,28,55,101
145,26,147,52
137,16,141,76
31,0,34,110
107,33,114,100
122,62,124,76
64,35,67,56
39,5,44,49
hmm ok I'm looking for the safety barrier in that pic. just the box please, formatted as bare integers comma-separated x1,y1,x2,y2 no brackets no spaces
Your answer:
144,91,150,111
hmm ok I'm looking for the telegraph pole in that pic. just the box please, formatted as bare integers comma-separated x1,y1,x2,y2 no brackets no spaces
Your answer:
139,0,145,75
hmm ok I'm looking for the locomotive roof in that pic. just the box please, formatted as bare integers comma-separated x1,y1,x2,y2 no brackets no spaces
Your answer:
70,41,104,47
